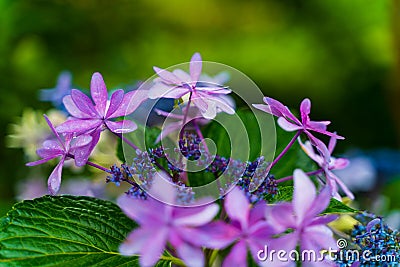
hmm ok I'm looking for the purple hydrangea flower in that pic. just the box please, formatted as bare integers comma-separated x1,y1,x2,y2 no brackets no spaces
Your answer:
117,194,219,267
191,187,277,267
253,97,343,149
149,53,234,119
298,136,354,200
266,169,338,267
56,72,148,163
26,115,92,195
39,71,72,108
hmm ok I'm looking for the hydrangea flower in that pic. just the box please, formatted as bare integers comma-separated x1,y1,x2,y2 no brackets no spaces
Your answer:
148,53,234,119
56,72,148,163
191,187,277,267
26,115,92,195
117,194,219,267
265,169,338,267
253,97,343,148
298,136,354,200
39,71,72,108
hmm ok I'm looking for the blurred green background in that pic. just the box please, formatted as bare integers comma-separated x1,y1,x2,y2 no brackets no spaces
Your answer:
1,0,399,208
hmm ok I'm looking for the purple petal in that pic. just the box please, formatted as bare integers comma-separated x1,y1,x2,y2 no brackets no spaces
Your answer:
90,72,108,117
26,156,59,166
249,201,267,226
175,242,204,267
71,134,93,149
366,218,381,232
301,225,336,251
309,215,339,226
222,241,248,267
109,89,149,118
253,104,275,116
105,120,137,133
174,203,219,227
269,232,298,254
140,226,169,267
48,158,65,195
71,89,98,118
298,138,324,166
63,95,90,118
73,130,100,167
307,121,329,132
156,121,181,143
56,118,101,134
105,89,124,118
37,140,63,157
148,82,189,99
267,203,297,232
306,186,332,219
264,97,301,124
117,195,165,225
225,187,250,229
119,228,150,256
153,66,182,84
172,69,192,84
277,117,302,132
332,158,349,170
328,135,337,154
190,52,202,82
43,115,64,147
191,93,208,113
293,169,316,224
300,98,311,123
329,171,354,199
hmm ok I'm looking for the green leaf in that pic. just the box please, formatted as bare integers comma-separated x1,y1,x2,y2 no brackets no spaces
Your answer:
0,195,173,267
322,198,358,214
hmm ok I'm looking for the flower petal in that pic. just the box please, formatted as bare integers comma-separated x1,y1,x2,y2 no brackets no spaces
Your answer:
26,156,60,166
43,115,64,147
109,89,149,118
306,185,332,219
73,130,100,167
225,187,250,229
140,226,169,267
105,120,137,133
148,82,189,99
56,118,101,134
90,72,108,117
300,98,311,123
309,214,338,226
267,202,297,232
105,89,124,118
174,203,219,227
71,89,98,118
190,52,202,82
63,95,89,118
117,195,165,225
293,169,316,224
277,117,302,132
175,242,204,267
119,228,150,256
48,158,65,195
222,241,248,267
153,66,182,84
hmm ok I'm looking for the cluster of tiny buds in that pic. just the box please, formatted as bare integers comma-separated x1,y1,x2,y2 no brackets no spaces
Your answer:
178,132,202,160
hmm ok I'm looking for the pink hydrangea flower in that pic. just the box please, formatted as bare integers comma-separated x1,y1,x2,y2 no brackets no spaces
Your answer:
190,187,277,267
56,72,147,163
266,169,338,267
26,115,92,195
298,136,354,200
149,53,234,119
117,194,219,267
253,97,343,148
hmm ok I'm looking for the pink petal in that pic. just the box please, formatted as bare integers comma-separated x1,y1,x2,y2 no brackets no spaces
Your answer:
43,115,64,147
293,169,316,224
300,98,311,123
307,121,328,132
301,225,336,252
249,201,267,226
329,171,354,199
306,186,332,219
267,203,297,232
90,72,108,117
197,86,232,94
174,203,219,227
190,52,202,82
48,158,65,195
119,228,150,256
328,134,337,154
26,156,60,166
332,158,349,170
222,241,248,267
105,89,124,118
71,134,93,149
148,82,189,99
172,69,192,84
153,66,182,84
253,104,275,116
73,130,100,167
109,89,149,118
191,94,208,113
71,89,98,118
298,138,324,166
56,118,101,134
225,187,250,230
140,226,169,267
117,195,165,225
263,97,287,117
175,242,204,267
63,95,89,118
277,117,302,132
37,140,63,157
309,215,338,226
105,120,137,133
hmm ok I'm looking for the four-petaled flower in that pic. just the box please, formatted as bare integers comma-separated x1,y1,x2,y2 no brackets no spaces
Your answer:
56,72,147,164
193,187,277,267
117,194,219,267
265,169,338,267
26,115,92,195
253,97,343,149
298,136,354,200
149,53,234,119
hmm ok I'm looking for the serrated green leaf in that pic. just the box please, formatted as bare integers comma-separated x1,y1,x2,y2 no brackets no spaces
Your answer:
0,196,173,267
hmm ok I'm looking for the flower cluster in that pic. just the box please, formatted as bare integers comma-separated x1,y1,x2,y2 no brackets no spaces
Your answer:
23,52,396,267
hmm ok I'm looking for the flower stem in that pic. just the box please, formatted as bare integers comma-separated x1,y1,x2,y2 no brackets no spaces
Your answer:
193,118,209,154
276,168,324,183
179,92,193,139
269,130,302,170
